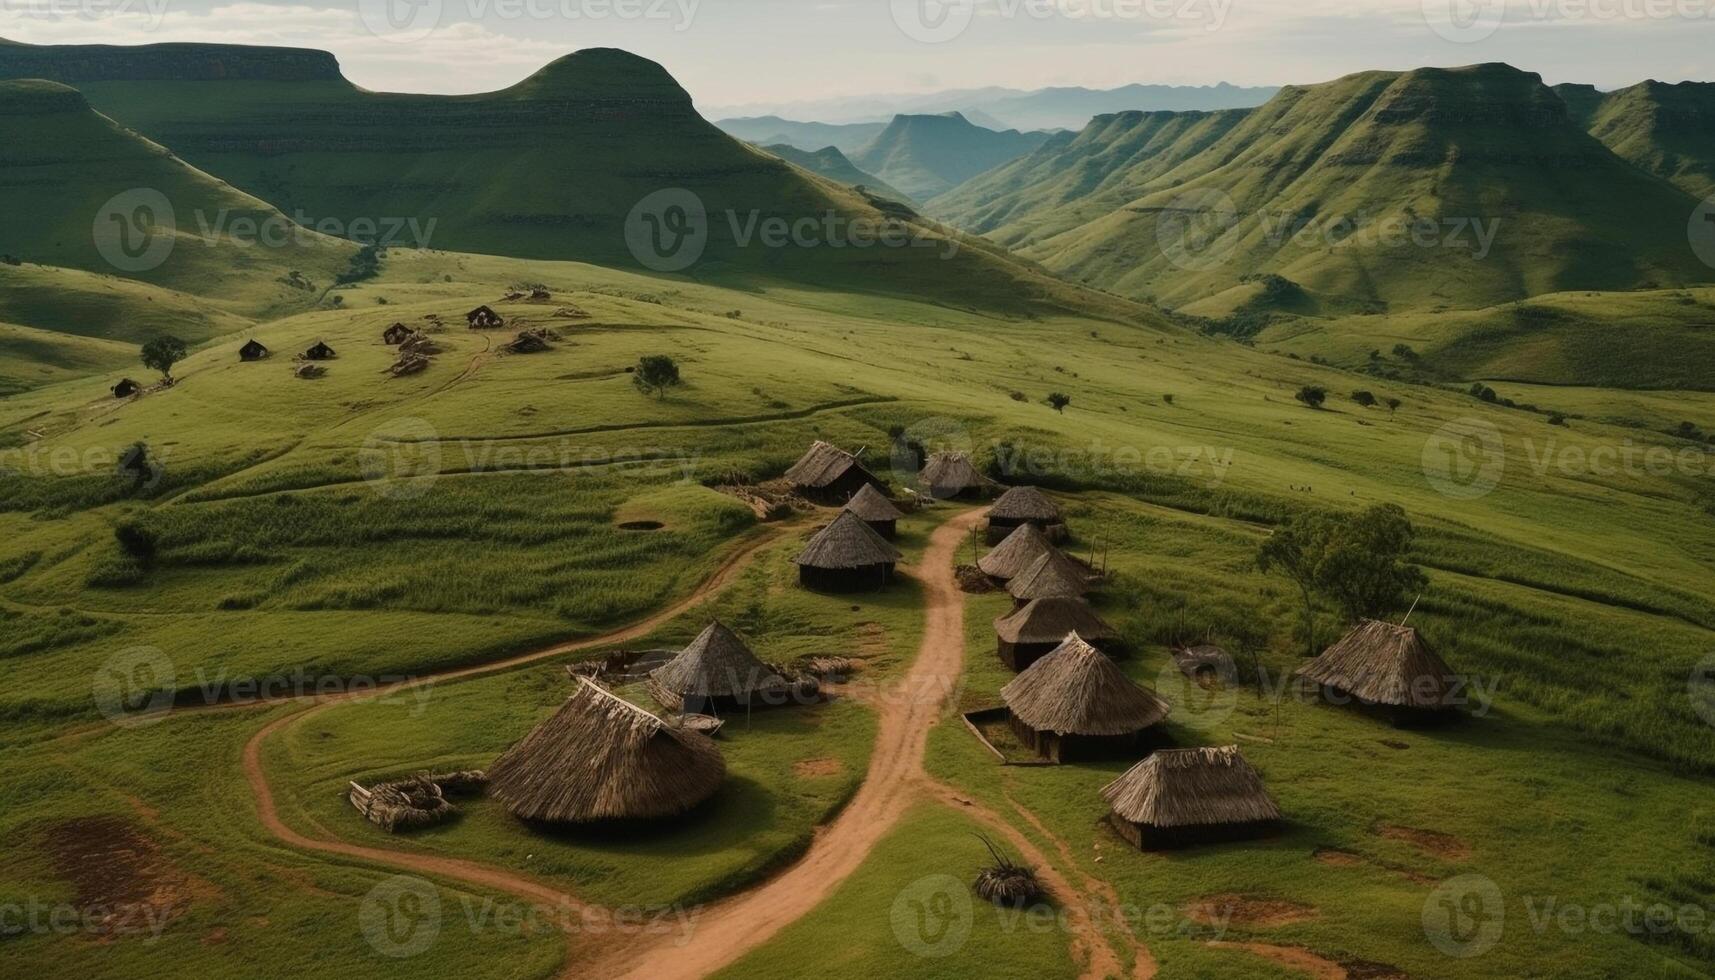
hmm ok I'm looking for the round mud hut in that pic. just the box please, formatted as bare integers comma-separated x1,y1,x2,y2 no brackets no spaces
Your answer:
486,676,725,826
1006,549,1093,604
993,597,1119,671
842,483,905,539
1001,633,1169,762
1293,620,1459,725
793,510,903,591
977,523,1055,581
647,621,809,715
1100,746,1280,849
986,486,1065,544
785,440,885,505
919,451,993,500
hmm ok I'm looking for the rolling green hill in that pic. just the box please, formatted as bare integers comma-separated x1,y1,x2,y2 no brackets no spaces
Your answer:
716,116,885,154
850,112,1051,200
759,144,912,203
1577,80,1715,199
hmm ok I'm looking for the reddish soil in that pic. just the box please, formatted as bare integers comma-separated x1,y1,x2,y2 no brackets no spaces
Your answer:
1374,824,1471,861
792,758,844,778
1207,941,1346,979
41,815,219,938
1185,894,1319,928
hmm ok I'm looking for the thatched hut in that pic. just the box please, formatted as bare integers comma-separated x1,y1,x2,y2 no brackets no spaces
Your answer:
647,621,803,715
920,452,994,500
486,676,725,825
239,339,269,362
302,341,337,361
784,440,883,504
1001,633,1169,762
112,378,140,399
467,305,504,330
382,322,414,345
1101,746,1281,849
387,353,429,377
842,483,904,539
993,597,1119,671
506,331,550,354
1006,549,1092,604
1294,621,1459,725
794,510,902,591
986,486,1065,544
977,523,1054,581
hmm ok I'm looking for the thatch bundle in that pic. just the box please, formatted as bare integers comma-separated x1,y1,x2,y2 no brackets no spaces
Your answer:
400,334,443,356
647,621,798,712
794,511,902,590
387,353,430,377
1294,620,1457,713
978,523,1054,580
972,835,1043,906
842,483,904,538
1003,633,1170,737
1006,549,1092,602
1101,746,1280,847
784,440,881,501
348,771,485,832
919,452,993,499
487,677,725,824
293,363,325,380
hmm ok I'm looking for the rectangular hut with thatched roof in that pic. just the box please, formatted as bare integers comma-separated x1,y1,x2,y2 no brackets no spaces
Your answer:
1293,620,1459,726
793,510,902,592
1101,746,1280,849
646,621,813,715
842,483,905,539
1001,633,1169,762
994,597,1119,671
919,451,995,500
486,676,725,826
986,486,1066,544
784,440,884,504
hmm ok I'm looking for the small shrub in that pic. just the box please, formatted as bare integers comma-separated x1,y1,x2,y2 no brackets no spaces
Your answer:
1295,386,1327,409
1352,390,1378,408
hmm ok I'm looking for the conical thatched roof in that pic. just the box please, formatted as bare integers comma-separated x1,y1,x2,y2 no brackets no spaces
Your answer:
920,452,992,496
785,440,872,489
994,598,1118,646
650,621,789,700
1007,549,1091,601
843,483,903,522
978,523,1054,579
1294,620,1456,709
794,510,903,569
1101,746,1280,829
1002,634,1169,735
487,677,725,823
988,486,1061,522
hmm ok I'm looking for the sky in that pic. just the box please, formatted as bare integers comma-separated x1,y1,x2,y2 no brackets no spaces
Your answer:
1,0,1711,112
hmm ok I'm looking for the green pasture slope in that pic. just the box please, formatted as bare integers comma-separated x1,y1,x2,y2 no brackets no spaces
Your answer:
3,242,1715,978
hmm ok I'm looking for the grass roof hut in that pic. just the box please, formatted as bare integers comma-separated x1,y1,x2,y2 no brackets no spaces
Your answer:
794,510,903,592
487,676,725,825
1293,620,1459,725
239,339,269,362
1007,549,1092,604
302,341,337,361
382,322,414,345
1101,746,1281,849
993,597,1119,671
1001,633,1169,762
977,523,1054,581
920,451,994,500
647,621,802,715
784,440,884,504
467,305,504,330
986,486,1065,544
112,378,140,399
842,483,904,539
506,331,551,354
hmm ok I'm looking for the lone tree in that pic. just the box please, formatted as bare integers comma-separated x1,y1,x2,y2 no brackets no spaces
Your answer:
1351,390,1378,408
1047,392,1071,413
1257,512,1337,658
1385,397,1402,414
1258,503,1426,656
1294,386,1327,409
633,354,682,399
140,336,187,383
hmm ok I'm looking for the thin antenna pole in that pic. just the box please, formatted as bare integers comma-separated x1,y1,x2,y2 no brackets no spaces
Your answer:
1400,594,1422,627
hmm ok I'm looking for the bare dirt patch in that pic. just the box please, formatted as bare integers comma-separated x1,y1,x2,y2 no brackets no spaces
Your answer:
41,815,219,937
1314,847,1364,868
792,757,844,778
1375,823,1471,861
1312,846,1439,886
1186,894,1318,928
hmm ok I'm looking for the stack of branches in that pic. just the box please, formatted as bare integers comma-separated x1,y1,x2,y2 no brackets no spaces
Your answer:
386,353,430,377
348,771,487,832
401,334,443,356
972,834,1043,906
293,364,325,380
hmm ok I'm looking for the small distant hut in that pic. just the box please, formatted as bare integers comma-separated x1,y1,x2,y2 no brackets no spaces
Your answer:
986,486,1065,544
842,484,904,539
294,363,326,380
1101,746,1281,849
1293,620,1459,725
793,510,902,591
387,353,430,378
648,621,802,715
529,288,551,301
784,440,884,504
993,597,1119,671
112,378,141,399
486,676,725,825
1007,549,1092,604
382,322,414,345
467,305,504,330
506,331,551,354
302,341,337,361
919,452,994,500
239,339,270,362
400,334,442,356
1001,633,1169,762
977,523,1054,581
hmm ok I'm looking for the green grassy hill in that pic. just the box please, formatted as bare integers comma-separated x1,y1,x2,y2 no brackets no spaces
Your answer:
1579,80,1715,199
758,143,912,203
716,116,885,154
850,111,1051,200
